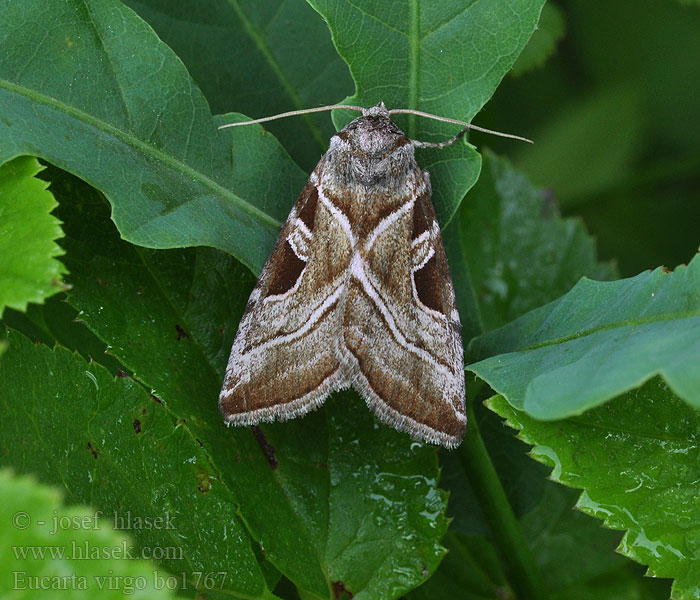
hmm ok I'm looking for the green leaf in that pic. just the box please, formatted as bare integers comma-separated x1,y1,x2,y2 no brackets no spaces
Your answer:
123,0,353,171
2,292,126,376
0,469,185,600
52,170,449,599
0,0,545,273
0,469,183,599
0,156,67,316
0,328,274,599
425,384,670,600
0,0,308,274
405,531,512,600
488,378,700,600
469,254,700,419
308,0,546,224
269,395,449,600
446,150,615,336
409,484,667,600
511,3,566,76
521,483,665,600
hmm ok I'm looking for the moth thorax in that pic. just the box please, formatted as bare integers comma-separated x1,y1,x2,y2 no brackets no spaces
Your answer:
348,116,406,154
327,116,414,186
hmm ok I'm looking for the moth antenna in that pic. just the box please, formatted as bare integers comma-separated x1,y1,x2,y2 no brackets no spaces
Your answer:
218,105,365,130
411,127,471,150
389,108,533,145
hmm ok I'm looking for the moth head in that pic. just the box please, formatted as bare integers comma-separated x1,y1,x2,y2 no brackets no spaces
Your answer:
361,102,389,118
217,102,532,146
335,103,407,156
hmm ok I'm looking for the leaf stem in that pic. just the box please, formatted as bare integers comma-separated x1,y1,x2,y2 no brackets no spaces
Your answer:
458,398,546,600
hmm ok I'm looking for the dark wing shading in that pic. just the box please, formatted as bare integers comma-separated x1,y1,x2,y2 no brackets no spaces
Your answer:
219,172,352,424
341,187,466,448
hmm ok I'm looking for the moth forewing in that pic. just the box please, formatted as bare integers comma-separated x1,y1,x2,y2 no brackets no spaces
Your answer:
218,176,349,424
219,103,466,448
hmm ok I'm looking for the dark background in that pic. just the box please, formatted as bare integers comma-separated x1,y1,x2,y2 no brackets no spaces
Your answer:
476,0,700,277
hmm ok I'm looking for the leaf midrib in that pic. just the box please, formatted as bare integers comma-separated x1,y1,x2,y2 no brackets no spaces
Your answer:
549,416,695,444
226,0,327,151
0,77,282,230
501,310,700,354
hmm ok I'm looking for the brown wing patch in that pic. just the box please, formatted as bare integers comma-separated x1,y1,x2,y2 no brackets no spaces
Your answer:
220,164,350,428
297,184,318,230
342,180,465,448
220,338,340,414
265,241,306,297
343,277,466,446
411,193,450,315
412,194,431,239
263,183,320,299
413,254,443,314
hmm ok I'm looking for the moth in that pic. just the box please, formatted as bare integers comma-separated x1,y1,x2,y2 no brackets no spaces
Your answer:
218,103,530,449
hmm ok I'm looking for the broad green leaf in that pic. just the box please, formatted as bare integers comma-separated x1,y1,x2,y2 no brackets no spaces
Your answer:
511,3,566,76
0,0,308,274
0,156,67,316
266,395,449,600
446,150,614,336
0,469,180,599
409,484,668,600
521,483,668,600
2,292,126,376
53,171,449,599
488,378,700,600
435,384,668,600
468,254,700,419
0,328,274,600
405,531,512,600
124,0,353,171
308,0,546,224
